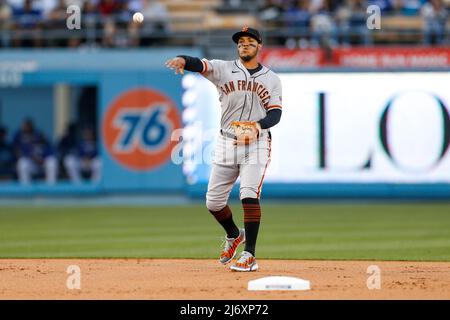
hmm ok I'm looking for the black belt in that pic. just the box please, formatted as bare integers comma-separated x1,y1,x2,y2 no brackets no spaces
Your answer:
220,129,271,140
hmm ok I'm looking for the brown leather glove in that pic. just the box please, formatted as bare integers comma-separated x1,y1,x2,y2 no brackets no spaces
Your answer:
230,121,261,145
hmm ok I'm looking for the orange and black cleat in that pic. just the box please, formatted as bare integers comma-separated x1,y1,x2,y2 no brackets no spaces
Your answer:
230,251,259,272
219,228,245,265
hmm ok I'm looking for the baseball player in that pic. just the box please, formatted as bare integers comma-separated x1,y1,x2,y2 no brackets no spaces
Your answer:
63,127,102,184
166,26,282,272
14,118,58,185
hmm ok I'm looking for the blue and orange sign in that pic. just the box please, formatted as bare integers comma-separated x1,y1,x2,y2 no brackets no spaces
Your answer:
102,88,181,171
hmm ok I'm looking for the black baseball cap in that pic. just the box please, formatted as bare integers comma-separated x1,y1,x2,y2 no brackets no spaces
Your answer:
232,26,262,44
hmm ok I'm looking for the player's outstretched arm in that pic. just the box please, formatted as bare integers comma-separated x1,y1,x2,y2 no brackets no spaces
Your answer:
165,55,204,75
165,57,186,75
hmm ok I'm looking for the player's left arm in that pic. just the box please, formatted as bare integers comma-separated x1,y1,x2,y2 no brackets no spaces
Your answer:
258,76,282,129
258,109,281,129
233,77,282,145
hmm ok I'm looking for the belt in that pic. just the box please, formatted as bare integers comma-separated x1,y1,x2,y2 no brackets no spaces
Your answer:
220,129,237,140
220,129,271,140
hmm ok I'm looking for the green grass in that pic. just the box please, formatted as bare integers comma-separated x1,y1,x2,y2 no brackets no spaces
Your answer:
0,204,450,261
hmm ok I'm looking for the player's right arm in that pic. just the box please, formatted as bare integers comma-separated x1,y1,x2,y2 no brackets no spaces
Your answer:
166,55,207,74
165,56,224,83
165,56,187,75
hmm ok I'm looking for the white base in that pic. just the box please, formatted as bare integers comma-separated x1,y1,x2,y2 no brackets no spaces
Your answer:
248,276,310,291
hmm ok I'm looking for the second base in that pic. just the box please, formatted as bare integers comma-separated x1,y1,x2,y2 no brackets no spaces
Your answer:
248,276,310,291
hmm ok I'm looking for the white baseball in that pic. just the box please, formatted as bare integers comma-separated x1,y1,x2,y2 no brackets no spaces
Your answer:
133,12,144,23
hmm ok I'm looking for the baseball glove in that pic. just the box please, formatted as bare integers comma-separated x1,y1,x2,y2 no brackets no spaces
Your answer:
230,121,261,145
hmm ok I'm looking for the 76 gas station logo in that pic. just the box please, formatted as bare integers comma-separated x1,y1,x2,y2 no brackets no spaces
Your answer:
103,88,181,171
113,105,171,153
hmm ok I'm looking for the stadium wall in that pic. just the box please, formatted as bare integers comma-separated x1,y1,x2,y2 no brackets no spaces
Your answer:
0,48,200,195
0,49,449,199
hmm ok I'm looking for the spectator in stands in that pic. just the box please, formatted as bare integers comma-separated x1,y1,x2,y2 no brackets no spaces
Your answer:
127,10,141,47
101,18,119,47
259,0,285,23
286,2,311,30
10,0,44,47
282,0,312,47
258,0,288,45
63,126,101,183
116,0,133,23
82,0,99,20
421,0,448,45
310,0,343,12
0,0,12,47
97,0,117,46
98,0,121,16
336,0,373,46
82,0,100,46
0,1,11,27
10,1,41,28
139,0,170,46
14,118,58,185
46,0,68,23
115,1,138,47
310,0,338,47
391,0,424,15
128,0,142,12
34,0,60,19
140,0,170,31
0,126,15,180
45,0,70,46
367,0,393,11
99,0,141,47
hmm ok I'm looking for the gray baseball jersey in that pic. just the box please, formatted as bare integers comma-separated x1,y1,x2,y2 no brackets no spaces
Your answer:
200,59,283,133
203,58,282,206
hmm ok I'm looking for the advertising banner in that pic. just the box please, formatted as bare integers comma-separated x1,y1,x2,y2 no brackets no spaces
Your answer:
260,47,450,69
182,72,450,184
334,47,450,68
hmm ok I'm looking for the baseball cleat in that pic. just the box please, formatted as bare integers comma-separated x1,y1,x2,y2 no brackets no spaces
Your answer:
230,250,258,272
219,228,245,265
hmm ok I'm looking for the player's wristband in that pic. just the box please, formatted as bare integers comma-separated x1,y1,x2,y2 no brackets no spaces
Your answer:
176,55,203,72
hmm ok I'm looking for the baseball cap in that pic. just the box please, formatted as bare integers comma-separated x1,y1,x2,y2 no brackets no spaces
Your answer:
232,26,262,44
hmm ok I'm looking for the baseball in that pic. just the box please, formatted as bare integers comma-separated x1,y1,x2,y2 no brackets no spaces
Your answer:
133,12,144,24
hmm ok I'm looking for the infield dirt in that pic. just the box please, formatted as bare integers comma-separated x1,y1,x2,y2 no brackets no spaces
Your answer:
1,259,449,299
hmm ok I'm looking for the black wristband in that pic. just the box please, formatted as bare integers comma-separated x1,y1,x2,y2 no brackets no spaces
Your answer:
177,55,204,73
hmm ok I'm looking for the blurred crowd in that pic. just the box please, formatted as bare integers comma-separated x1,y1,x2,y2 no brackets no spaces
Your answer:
0,119,101,184
0,0,448,48
0,0,170,47
258,0,449,46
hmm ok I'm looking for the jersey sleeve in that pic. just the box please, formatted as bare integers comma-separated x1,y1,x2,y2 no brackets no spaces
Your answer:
266,76,283,112
200,59,226,84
